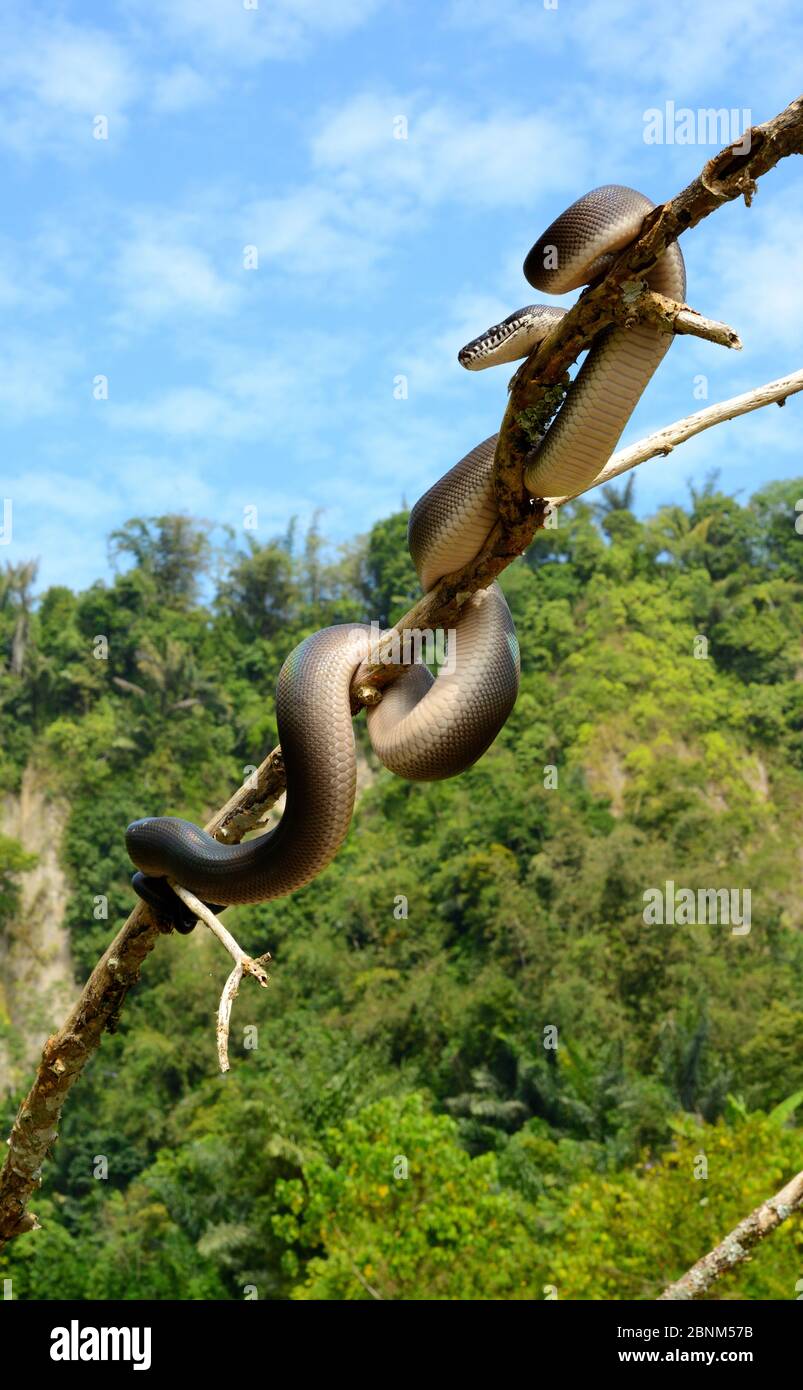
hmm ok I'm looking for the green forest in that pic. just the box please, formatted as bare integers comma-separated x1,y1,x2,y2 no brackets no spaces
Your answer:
1,474,802,1300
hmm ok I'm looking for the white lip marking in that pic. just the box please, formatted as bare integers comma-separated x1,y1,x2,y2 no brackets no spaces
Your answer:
459,313,540,370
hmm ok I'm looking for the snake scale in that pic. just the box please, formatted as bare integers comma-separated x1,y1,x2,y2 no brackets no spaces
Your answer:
127,185,685,919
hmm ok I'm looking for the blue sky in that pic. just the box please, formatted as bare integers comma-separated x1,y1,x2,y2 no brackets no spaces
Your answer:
1,0,801,591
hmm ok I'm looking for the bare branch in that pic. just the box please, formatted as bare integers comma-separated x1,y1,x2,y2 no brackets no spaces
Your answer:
658,1168,803,1300
216,963,244,1075
610,288,742,350
170,883,270,987
0,771,273,1249
0,900,164,1247
169,883,271,1074
550,369,803,503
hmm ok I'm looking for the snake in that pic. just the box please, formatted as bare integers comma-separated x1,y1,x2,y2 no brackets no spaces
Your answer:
126,185,685,922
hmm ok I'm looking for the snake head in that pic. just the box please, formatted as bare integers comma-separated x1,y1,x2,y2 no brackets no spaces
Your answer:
125,817,165,877
458,305,565,371
130,871,197,934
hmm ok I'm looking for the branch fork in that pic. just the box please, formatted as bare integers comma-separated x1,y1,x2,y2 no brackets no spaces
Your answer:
169,883,271,1074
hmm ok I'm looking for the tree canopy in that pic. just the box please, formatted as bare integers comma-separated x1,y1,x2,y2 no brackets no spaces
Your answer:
1,478,801,1299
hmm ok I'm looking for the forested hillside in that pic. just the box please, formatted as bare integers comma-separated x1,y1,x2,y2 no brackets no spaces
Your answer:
1,475,802,1300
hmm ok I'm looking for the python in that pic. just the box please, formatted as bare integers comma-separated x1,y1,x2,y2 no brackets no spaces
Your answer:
127,185,684,915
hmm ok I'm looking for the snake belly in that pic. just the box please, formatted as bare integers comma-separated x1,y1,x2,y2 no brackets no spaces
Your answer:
126,184,683,909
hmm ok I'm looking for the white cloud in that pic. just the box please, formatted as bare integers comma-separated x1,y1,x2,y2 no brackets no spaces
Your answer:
0,337,81,423
0,240,68,314
104,337,361,441
151,64,213,114
108,386,241,439
395,288,529,397
693,200,803,359
242,92,590,280
1,453,225,589
11,32,135,114
312,93,589,207
0,1,384,154
448,0,796,95
111,235,241,326
243,186,395,277
140,0,383,64
0,16,139,154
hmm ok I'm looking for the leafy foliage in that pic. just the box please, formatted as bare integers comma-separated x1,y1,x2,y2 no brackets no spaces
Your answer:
1,478,802,1300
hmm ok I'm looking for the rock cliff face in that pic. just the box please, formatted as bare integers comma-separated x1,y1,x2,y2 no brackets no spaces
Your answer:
0,767,75,1095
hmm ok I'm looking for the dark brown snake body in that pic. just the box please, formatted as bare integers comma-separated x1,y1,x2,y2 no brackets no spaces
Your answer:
127,186,685,913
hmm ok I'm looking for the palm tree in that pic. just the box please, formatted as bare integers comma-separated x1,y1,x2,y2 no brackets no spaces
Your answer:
112,636,229,723
0,559,39,676
592,474,636,517
649,504,715,565
108,516,213,606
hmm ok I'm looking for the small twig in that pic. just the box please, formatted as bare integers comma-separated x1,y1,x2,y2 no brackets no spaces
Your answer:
169,882,270,984
170,883,270,1073
216,963,244,1074
550,368,803,503
662,306,741,350
348,1260,384,1301
658,1168,803,1300
610,287,742,349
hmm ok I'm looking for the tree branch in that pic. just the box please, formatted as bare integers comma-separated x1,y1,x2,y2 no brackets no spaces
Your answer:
2,93,802,1253
658,1168,803,1300
0,781,271,1249
610,289,742,350
170,882,271,1074
550,369,803,504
